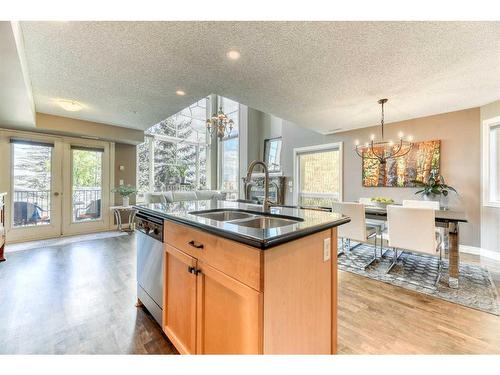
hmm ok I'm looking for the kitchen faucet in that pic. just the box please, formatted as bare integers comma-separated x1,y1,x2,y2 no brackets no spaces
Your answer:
246,160,272,212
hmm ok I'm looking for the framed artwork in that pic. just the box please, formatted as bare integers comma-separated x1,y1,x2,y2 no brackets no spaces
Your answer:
362,140,441,187
264,137,282,173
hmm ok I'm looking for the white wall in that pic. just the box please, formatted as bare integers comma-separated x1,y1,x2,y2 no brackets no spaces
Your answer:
480,100,500,254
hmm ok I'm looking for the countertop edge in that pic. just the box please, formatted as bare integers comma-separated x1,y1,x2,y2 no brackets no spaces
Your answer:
135,205,350,249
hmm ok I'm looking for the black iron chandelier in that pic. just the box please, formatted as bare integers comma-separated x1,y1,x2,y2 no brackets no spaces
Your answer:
355,98,413,164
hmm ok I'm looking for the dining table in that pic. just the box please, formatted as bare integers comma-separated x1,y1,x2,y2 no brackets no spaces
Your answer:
364,205,468,288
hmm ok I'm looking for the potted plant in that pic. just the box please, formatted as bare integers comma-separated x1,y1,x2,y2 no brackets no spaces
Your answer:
176,164,189,184
112,184,137,207
411,170,457,209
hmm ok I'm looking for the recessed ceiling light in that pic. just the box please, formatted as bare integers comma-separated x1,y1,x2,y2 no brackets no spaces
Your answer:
57,99,83,112
176,90,186,96
226,50,241,60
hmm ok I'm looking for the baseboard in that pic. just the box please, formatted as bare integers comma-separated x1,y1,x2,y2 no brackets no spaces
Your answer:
481,249,500,262
460,245,500,261
459,245,481,255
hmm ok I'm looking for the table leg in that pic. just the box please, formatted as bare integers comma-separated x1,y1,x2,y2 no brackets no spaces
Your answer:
448,222,460,289
114,209,122,231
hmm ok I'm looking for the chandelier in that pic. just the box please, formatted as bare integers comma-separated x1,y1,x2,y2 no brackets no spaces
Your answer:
355,98,413,164
206,107,234,140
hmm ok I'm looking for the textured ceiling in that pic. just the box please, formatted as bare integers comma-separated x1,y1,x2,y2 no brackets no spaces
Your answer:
20,21,500,133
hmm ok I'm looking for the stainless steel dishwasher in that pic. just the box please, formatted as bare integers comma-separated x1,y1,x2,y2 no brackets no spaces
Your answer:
135,212,164,326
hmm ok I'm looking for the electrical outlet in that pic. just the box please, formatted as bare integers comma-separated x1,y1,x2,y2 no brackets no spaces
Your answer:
119,179,124,185
323,238,331,262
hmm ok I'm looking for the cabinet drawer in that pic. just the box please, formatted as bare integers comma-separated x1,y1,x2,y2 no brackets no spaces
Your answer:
164,220,263,291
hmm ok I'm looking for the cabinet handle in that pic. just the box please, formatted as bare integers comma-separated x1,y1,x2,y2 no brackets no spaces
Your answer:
187,266,202,276
188,240,204,249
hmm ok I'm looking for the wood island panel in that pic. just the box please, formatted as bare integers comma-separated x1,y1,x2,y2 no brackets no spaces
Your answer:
262,229,336,354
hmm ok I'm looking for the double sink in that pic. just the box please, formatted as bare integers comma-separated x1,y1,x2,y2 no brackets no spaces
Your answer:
190,209,304,229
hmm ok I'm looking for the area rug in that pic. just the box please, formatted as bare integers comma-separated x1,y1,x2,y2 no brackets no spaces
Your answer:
338,241,500,316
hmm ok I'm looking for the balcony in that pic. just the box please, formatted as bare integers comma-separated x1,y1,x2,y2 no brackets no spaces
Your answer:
13,188,102,227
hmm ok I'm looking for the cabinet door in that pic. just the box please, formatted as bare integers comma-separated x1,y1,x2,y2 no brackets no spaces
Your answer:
163,244,197,354
196,261,263,354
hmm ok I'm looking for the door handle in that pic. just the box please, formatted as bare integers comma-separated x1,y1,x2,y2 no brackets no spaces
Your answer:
188,240,204,249
54,192,60,196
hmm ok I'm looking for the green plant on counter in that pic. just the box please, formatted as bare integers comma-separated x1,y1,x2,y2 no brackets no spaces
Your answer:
411,170,457,197
112,184,137,197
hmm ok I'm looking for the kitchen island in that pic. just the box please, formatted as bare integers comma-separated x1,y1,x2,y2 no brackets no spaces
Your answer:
134,200,349,354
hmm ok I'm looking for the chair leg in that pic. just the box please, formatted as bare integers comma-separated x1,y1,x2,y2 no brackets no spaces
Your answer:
338,238,345,256
364,234,379,269
385,248,401,274
434,246,443,286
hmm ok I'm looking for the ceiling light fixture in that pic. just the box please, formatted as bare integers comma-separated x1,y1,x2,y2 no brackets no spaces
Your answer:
206,107,234,140
354,98,413,165
226,50,241,60
57,99,83,112
176,90,186,96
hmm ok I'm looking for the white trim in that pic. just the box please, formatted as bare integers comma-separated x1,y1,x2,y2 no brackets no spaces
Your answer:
459,245,481,255
460,245,500,261
293,142,343,206
481,115,500,207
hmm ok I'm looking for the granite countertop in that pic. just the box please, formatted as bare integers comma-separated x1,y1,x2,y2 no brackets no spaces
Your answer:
134,200,350,249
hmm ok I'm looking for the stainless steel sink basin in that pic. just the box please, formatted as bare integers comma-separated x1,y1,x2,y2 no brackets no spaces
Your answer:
191,210,256,222
233,216,300,229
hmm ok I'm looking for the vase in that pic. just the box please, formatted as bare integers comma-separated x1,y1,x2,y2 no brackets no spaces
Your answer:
122,196,130,207
422,194,446,209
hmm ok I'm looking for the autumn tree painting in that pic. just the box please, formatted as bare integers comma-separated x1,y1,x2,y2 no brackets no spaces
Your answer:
362,140,441,187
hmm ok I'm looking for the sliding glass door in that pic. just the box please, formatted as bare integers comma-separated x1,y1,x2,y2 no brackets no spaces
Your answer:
294,143,343,208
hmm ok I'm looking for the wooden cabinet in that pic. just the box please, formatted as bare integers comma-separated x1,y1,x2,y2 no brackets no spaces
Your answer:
163,244,197,354
163,220,337,355
196,261,262,354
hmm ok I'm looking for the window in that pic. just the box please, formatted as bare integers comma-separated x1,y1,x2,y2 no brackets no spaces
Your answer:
483,117,500,206
218,96,240,200
137,98,209,196
294,143,342,207
11,140,53,227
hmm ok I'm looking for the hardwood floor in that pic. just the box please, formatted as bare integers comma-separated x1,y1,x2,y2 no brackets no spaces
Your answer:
1,233,499,354
0,234,176,354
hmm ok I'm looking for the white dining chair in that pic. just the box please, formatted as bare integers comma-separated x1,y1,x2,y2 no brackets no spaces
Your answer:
332,202,379,268
359,197,386,232
402,199,440,209
402,199,446,245
386,205,443,286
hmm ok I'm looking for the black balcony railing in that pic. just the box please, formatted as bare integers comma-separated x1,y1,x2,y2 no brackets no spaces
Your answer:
13,188,102,226
72,188,101,221
13,190,51,227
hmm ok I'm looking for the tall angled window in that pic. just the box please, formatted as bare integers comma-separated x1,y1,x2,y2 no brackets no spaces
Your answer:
218,96,240,200
137,98,210,196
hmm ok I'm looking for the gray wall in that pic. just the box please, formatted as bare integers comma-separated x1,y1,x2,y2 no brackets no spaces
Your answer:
243,107,481,247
